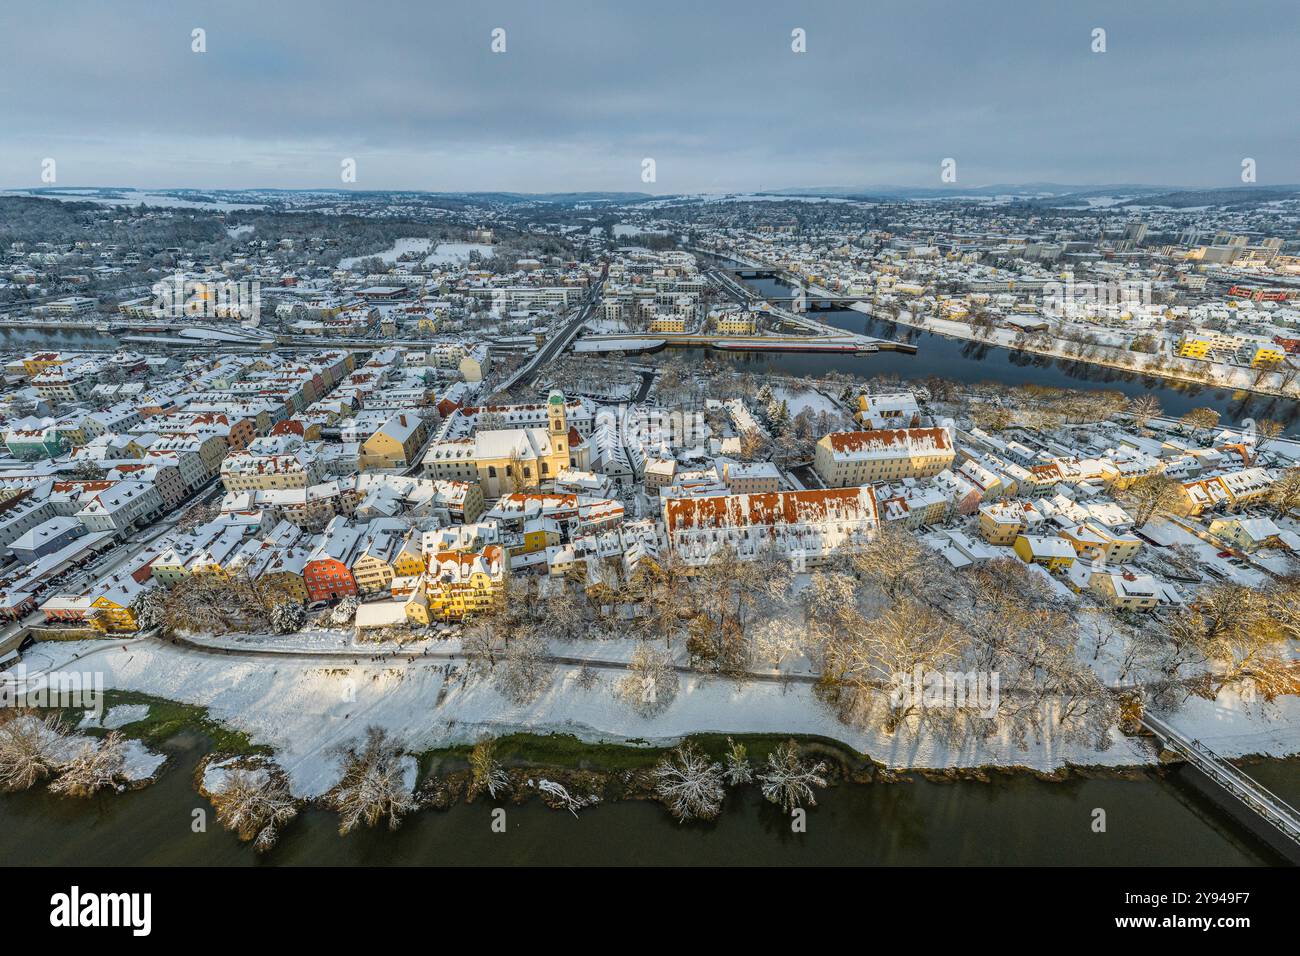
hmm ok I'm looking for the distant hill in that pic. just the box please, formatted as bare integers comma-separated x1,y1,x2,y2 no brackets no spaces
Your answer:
766,182,1300,207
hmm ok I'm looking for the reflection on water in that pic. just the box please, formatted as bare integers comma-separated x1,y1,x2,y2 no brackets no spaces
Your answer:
0,734,1292,866
723,275,1300,434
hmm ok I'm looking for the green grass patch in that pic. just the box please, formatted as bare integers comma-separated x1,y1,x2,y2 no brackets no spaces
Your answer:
414,731,871,786
59,690,269,757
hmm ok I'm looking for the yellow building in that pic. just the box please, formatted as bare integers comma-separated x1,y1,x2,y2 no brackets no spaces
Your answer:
1013,534,1076,571
716,313,757,335
403,587,431,626
1058,523,1142,565
1251,345,1287,368
1090,570,1160,611
813,427,955,487
22,352,66,379
978,503,1026,545
469,391,585,498
89,595,137,633
425,545,509,620
649,316,686,333
391,531,426,578
1177,337,1212,360
359,413,428,471
510,516,562,560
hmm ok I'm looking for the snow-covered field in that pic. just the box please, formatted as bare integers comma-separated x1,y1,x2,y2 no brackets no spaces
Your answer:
772,385,844,420
339,237,432,269
340,238,494,269
423,241,492,266
18,638,1300,799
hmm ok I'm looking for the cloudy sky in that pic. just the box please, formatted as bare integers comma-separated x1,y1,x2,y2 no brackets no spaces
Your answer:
2,0,1297,193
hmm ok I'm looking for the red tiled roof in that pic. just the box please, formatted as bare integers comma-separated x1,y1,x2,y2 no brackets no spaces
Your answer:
665,487,877,531
826,427,950,455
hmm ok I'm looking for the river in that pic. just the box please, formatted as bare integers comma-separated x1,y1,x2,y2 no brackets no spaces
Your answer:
0,733,1295,865
705,275,1300,434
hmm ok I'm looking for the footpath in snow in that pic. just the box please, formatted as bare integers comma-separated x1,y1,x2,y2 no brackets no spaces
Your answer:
17,638,1300,799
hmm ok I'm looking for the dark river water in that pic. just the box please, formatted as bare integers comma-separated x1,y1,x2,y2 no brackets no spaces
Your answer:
710,275,1300,434
0,734,1295,865
0,326,123,351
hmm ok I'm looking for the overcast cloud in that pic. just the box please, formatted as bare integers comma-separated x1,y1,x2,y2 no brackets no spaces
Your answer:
1,0,1297,192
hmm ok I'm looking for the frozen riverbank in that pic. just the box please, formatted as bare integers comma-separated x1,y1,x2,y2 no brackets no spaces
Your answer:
16,638,1300,799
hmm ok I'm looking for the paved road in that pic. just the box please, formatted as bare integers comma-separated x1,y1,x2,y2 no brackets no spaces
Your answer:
156,630,823,683
502,281,605,395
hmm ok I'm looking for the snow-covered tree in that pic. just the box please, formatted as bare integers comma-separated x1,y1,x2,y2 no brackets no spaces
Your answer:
723,737,753,785
331,596,360,626
270,601,307,635
757,740,828,814
494,628,552,705
209,766,299,852
130,588,166,632
326,726,415,835
652,742,726,822
0,713,69,792
48,731,127,798
617,641,679,717
468,737,511,799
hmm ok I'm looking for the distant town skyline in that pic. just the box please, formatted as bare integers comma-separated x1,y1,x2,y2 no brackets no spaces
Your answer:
2,0,1297,193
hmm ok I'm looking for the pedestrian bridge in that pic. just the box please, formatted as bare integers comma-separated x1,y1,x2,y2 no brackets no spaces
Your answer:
1141,712,1300,851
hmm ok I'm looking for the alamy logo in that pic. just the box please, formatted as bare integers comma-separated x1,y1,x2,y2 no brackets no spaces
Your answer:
0,664,103,720
889,665,1000,718
1042,279,1151,319
49,886,151,936
151,271,261,321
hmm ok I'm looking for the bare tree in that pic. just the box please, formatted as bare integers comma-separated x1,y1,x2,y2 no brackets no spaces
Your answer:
822,598,963,733
617,641,680,717
1180,407,1221,441
468,737,511,799
0,712,69,792
48,731,127,798
848,521,937,601
1267,469,1300,518
494,627,552,705
757,740,828,814
1252,419,1284,454
652,742,726,822
326,726,415,835
463,619,505,673
1129,394,1161,429
209,766,299,852
1118,473,1184,527
723,737,753,785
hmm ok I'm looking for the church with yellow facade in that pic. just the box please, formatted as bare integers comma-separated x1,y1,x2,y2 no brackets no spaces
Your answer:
470,390,590,499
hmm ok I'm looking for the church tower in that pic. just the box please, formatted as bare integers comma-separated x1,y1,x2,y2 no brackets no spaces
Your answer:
547,389,567,457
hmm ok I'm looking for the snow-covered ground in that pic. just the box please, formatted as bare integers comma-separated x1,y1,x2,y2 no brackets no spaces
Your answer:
338,237,432,269
18,638,1300,799
80,704,150,730
772,385,844,419
121,739,168,781
423,241,493,266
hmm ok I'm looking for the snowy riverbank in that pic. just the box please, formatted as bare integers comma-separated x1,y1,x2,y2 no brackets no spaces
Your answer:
16,638,1300,799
